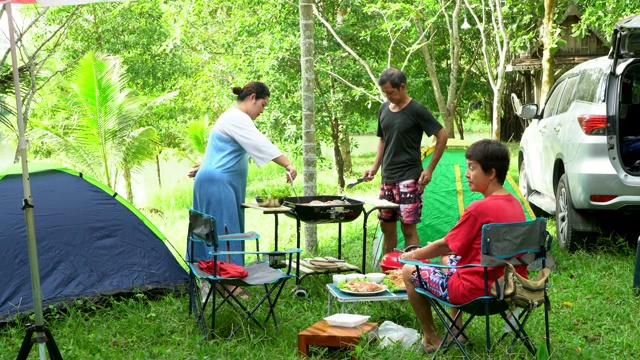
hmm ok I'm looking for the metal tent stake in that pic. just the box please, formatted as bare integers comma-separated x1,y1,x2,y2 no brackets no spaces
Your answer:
6,3,62,359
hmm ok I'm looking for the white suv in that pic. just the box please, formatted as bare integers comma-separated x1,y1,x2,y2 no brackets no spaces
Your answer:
517,14,640,250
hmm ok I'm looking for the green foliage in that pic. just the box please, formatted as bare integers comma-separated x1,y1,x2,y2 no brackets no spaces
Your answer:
247,160,299,200
504,0,544,54
30,52,164,201
183,116,210,157
0,96,16,135
536,341,550,359
257,185,291,200
574,1,640,40
462,109,491,133
145,177,194,214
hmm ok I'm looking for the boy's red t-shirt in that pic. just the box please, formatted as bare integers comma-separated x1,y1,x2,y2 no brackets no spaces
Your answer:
445,194,527,304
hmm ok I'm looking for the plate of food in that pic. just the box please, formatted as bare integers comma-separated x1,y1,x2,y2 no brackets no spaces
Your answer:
337,278,388,295
382,269,406,292
339,288,388,296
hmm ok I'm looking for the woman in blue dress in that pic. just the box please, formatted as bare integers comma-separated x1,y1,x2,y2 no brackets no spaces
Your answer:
189,81,297,266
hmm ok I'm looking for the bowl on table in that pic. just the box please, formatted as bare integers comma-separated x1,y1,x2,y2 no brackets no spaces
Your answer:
255,196,284,208
365,273,386,284
344,273,365,282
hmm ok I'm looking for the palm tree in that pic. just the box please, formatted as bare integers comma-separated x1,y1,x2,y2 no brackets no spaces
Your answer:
0,68,19,137
35,52,161,202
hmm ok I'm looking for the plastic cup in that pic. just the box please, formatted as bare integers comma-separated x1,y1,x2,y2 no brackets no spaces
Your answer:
333,274,346,285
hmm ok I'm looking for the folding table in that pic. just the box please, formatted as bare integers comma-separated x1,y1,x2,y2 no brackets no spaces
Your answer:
325,283,408,315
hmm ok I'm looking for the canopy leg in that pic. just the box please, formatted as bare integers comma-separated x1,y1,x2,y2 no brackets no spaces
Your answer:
16,323,63,360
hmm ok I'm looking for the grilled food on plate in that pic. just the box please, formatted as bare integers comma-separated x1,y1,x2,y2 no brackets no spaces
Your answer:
337,278,387,292
382,269,406,292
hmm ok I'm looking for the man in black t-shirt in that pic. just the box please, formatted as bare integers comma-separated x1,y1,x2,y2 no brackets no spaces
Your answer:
363,68,448,255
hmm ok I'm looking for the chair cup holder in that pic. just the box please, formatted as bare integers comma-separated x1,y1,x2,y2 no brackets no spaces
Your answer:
267,253,286,269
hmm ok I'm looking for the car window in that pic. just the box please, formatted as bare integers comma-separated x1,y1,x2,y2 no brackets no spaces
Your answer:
575,66,607,103
543,80,567,118
557,76,579,114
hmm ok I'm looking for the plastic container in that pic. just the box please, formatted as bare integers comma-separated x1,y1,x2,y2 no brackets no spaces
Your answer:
324,313,370,327
332,274,346,285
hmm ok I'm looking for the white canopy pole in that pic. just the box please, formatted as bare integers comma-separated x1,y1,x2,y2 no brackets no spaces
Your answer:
7,0,44,339
5,2,62,359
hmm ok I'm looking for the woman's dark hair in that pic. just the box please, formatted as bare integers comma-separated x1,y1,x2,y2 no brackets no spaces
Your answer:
378,67,406,89
465,139,510,185
232,81,270,101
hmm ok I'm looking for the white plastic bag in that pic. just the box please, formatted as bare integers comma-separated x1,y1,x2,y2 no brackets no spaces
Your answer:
377,320,420,348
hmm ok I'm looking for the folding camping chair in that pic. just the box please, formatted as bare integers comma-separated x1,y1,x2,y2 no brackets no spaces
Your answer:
400,218,552,359
186,209,301,338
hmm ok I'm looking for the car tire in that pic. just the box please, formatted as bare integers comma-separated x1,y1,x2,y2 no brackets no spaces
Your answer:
519,159,546,217
555,174,596,251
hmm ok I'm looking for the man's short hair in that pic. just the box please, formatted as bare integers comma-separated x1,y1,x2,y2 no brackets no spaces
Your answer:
378,67,406,89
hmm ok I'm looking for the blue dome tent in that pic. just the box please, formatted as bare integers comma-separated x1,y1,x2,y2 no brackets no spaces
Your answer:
0,163,188,323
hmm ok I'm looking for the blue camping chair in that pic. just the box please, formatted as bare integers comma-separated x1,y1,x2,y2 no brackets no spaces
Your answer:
187,209,301,338
400,218,552,359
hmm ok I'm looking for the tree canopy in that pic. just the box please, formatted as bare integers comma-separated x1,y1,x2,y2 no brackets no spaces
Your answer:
1,0,638,195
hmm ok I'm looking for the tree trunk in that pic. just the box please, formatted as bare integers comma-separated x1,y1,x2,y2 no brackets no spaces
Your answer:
324,70,346,189
455,110,465,140
415,0,464,139
501,73,527,142
330,117,345,192
491,37,508,139
465,0,509,140
299,0,317,254
500,73,520,141
123,164,133,203
155,153,162,188
539,0,557,107
339,132,352,174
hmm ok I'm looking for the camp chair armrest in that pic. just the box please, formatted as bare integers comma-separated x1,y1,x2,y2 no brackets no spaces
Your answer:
398,258,436,267
399,258,485,270
218,231,260,241
210,249,301,257
265,248,303,255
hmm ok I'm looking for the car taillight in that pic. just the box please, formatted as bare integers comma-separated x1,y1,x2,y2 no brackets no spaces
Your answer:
577,114,607,135
590,195,617,203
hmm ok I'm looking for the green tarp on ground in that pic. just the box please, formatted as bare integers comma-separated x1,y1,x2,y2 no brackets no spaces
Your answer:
373,139,535,263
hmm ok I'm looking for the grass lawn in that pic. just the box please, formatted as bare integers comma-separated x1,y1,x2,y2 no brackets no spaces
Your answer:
1,143,639,359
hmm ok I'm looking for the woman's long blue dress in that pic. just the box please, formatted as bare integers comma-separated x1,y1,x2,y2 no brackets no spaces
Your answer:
190,132,249,265
189,107,282,266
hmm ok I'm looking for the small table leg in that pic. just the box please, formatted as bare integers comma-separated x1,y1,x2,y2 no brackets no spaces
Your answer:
298,321,379,358
298,334,309,357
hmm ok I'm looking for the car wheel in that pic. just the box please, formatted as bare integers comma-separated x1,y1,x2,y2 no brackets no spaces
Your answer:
519,159,546,217
556,174,596,251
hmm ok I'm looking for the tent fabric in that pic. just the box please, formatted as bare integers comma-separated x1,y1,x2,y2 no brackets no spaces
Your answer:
374,140,536,261
0,164,188,323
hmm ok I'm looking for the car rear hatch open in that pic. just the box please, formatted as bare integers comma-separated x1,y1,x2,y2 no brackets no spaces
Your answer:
609,14,640,62
607,14,640,176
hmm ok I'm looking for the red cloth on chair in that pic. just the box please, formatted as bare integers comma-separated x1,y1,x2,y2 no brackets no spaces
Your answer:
198,260,248,279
